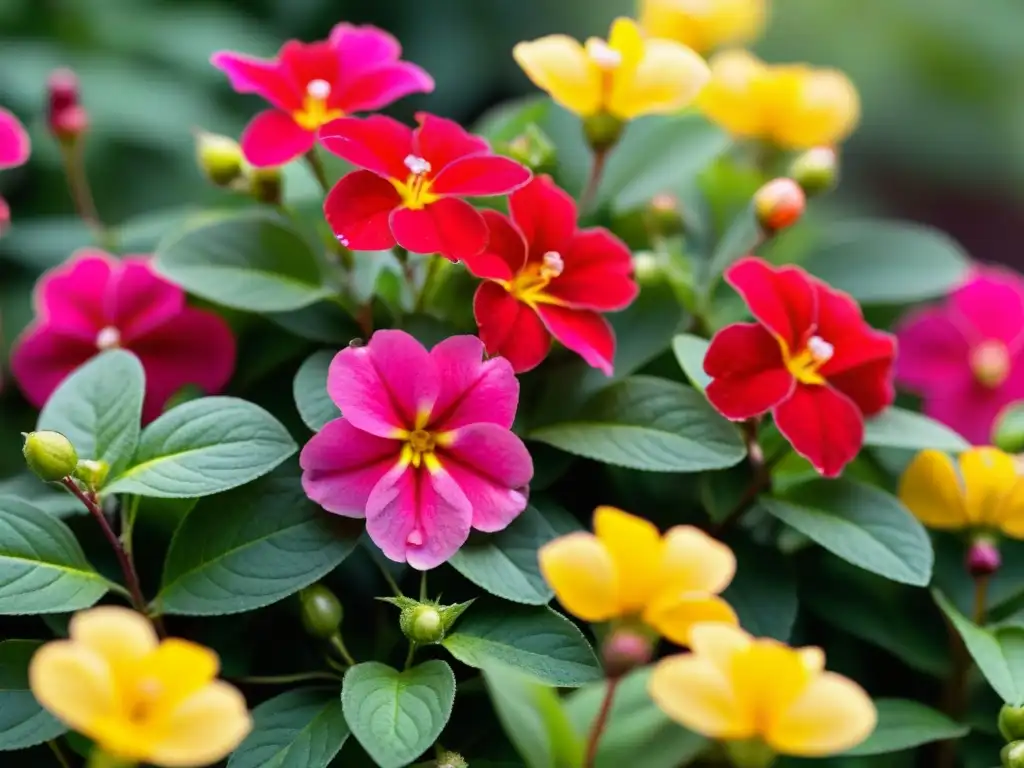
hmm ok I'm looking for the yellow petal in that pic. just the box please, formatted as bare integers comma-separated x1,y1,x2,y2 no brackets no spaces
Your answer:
765,671,877,756
639,0,767,54
659,525,736,594
698,49,769,138
733,640,814,717
648,655,754,739
998,478,1024,538
643,594,738,646
608,38,710,120
768,66,860,149
147,681,252,767
143,639,221,710
960,447,1019,527
606,17,645,72
538,532,619,621
898,449,969,529
689,622,752,670
513,36,602,117
29,641,116,734
593,506,664,613
70,605,158,664
799,646,825,674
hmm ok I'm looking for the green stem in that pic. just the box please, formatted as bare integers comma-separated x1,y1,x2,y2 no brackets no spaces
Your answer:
404,642,417,671
712,421,776,534
233,671,340,685
47,739,71,768
120,495,140,560
414,257,443,313
305,148,331,194
329,633,356,666
374,559,404,597
419,571,428,602
60,140,113,250
87,748,134,768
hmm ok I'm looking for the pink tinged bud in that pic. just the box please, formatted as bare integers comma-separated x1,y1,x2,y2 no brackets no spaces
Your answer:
971,340,1011,389
50,104,89,143
47,68,80,118
754,177,806,233
967,536,1001,578
601,628,653,678
0,197,9,234
788,147,839,196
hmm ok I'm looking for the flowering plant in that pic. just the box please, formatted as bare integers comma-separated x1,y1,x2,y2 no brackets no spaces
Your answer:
3,4,1024,768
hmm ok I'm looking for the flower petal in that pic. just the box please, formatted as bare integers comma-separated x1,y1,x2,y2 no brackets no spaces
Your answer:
29,641,116,734
240,110,315,168
10,325,95,410
143,639,220,707
390,198,489,260
593,506,664,614
110,257,185,342
509,175,577,263
813,279,896,378
339,62,435,113
35,250,114,338
210,51,298,111
430,335,519,430
725,257,817,351
301,418,399,518
474,283,551,373
0,107,30,169
539,532,619,621
535,304,616,376
609,38,711,120
648,655,753,740
765,672,876,756
688,622,753,670
773,383,863,478
659,526,736,594
512,36,602,117
147,681,252,768
827,358,895,418
704,322,794,420
921,369,1023,446
644,595,738,646
894,307,970,393
277,40,340,98
462,211,526,281
959,447,1019,528
898,449,969,530
324,170,401,251
950,267,1024,347
549,228,638,311
330,23,401,67
70,606,158,667
699,49,770,139
318,115,413,180
770,67,860,150
414,113,491,171
430,154,532,197
996,479,1024,539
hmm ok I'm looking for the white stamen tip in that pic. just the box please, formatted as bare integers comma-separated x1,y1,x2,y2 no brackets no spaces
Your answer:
306,79,332,99
542,250,564,277
588,40,622,69
336,234,349,247
95,326,121,351
807,335,834,362
407,529,424,546
404,154,432,175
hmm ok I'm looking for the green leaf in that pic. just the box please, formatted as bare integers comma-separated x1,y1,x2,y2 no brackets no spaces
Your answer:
154,209,329,312
293,351,339,432
843,699,967,756
529,376,746,472
564,668,707,768
721,537,798,642
0,497,109,614
864,408,969,452
0,474,84,518
934,590,1024,705
706,202,760,282
105,397,296,498
269,302,360,345
37,350,144,478
671,334,712,393
442,603,601,687
474,95,551,144
803,221,971,304
342,660,456,768
156,462,358,616
227,687,348,768
0,640,66,750
760,479,933,586
448,505,560,605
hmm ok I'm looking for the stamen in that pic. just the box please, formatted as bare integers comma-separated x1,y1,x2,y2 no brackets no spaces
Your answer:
404,154,432,176
587,40,623,70
807,335,834,363
540,251,564,279
306,79,332,100
95,326,121,351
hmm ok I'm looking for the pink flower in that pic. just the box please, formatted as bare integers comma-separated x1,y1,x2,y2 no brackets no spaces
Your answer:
211,23,434,167
11,250,237,422
300,330,534,570
0,106,30,232
895,266,1024,444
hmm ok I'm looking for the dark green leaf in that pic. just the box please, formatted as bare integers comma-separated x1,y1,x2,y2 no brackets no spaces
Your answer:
671,334,712,392
269,302,360,345
0,640,66,750
843,699,968,756
0,475,83,518
293,351,339,433
864,408,969,452
721,537,798,641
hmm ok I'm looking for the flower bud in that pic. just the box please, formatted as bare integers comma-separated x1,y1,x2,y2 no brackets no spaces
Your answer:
788,147,839,197
73,459,109,491
0,197,9,235
401,604,444,644
195,130,245,188
47,68,80,118
246,164,283,206
583,112,625,153
501,124,556,173
436,751,468,768
23,431,78,482
1000,704,1024,742
601,628,653,678
724,739,776,768
1003,739,1024,768
646,193,685,237
753,177,806,233
967,535,1001,578
299,584,344,639
50,104,89,144
994,404,1024,454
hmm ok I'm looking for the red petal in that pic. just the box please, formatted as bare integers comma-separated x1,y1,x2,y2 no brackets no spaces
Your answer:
704,322,794,420
536,305,615,375
773,384,863,478
414,113,489,171
240,110,316,168
324,170,401,250
390,198,488,260
509,175,576,262
279,40,340,101
725,257,817,351
430,154,531,197
210,51,299,110
828,358,896,417
318,115,413,180
462,211,526,281
547,228,638,311
330,23,401,67
813,277,897,376
111,257,185,342
10,325,95,410
339,63,435,113
474,283,550,373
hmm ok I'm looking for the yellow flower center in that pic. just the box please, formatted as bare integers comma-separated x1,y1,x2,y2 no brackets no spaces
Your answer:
292,79,344,132
390,154,440,210
500,251,566,307
397,427,444,471
95,326,121,351
781,334,834,385
126,677,164,723
971,340,1010,389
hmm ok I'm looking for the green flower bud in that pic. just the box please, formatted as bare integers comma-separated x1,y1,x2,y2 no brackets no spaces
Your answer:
787,147,839,197
1003,739,1024,768
994,403,1024,454
724,739,776,768
299,584,343,639
1000,704,1024,742
195,129,245,188
247,164,283,205
23,431,78,482
436,751,468,768
501,124,556,173
646,193,685,237
401,604,444,644
582,112,624,153
73,459,109,491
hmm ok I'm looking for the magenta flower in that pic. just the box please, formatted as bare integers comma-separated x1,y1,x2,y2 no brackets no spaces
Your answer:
895,266,1024,444
11,250,237,422
211,23,434,167
0,106,30,231
300,330,534,570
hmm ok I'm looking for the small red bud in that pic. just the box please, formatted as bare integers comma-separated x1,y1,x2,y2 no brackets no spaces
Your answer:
50,104,89,143
0,197,10,234
967,536,1001,578
601,629,653,678
753,177,806,233
47,68,80,115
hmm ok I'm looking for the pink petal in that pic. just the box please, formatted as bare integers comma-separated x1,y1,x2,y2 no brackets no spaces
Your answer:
324,170,401,250
429,335,519,431
330,23,401,70
474,283,551,374
300,418,399,518
318,115,413,180
414,113,490,171
10,325,95,409
0,107,30,169
430,154,532,197
461,211,526,281
894,306,970,393
328,329,439,437
210,51,299,111
950,268,1024,347
35,250,114,340
390,198,489,260
548,228,638,311
108,257,184,343
129,308,237,422
536,304,616,376
440,423,533,532
704,323,795,420
339,63,435,113
240,110,316,168
509,175,577,263
276,41,344,109
774,384,863,478
922,362,1024,445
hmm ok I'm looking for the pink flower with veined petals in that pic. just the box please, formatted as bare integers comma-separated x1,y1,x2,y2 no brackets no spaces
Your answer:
11,250,237,422
896,266,1024,444
211,23,434,168
0,106,31,232
300,330,534,570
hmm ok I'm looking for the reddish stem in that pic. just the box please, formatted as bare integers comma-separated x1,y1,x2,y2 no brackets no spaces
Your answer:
583,676,620,768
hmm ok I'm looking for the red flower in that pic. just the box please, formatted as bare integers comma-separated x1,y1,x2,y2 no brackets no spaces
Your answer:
703,257,896,477
321,113,532,261
463,175,638,374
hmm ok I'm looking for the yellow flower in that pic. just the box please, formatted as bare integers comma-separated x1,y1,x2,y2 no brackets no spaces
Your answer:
649,623,876,757
30,606,252,767
639,0,768,55
538,506,737,645
512,17,710,121
699,49,860,149
899,447,1024,537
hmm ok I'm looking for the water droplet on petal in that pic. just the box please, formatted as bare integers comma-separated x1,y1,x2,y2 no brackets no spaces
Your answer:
335,234,349,247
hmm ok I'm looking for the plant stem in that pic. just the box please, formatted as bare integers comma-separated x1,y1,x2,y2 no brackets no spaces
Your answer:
404,642,417,671
713,420,772,534
375,558,404,597
47,739,71,768
579,148,609,214
329,633,356,666
583,676,620,768
59,141,111,250
414,256,443,313
305,148,331,194
419,571,428,602
233,671,341,685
